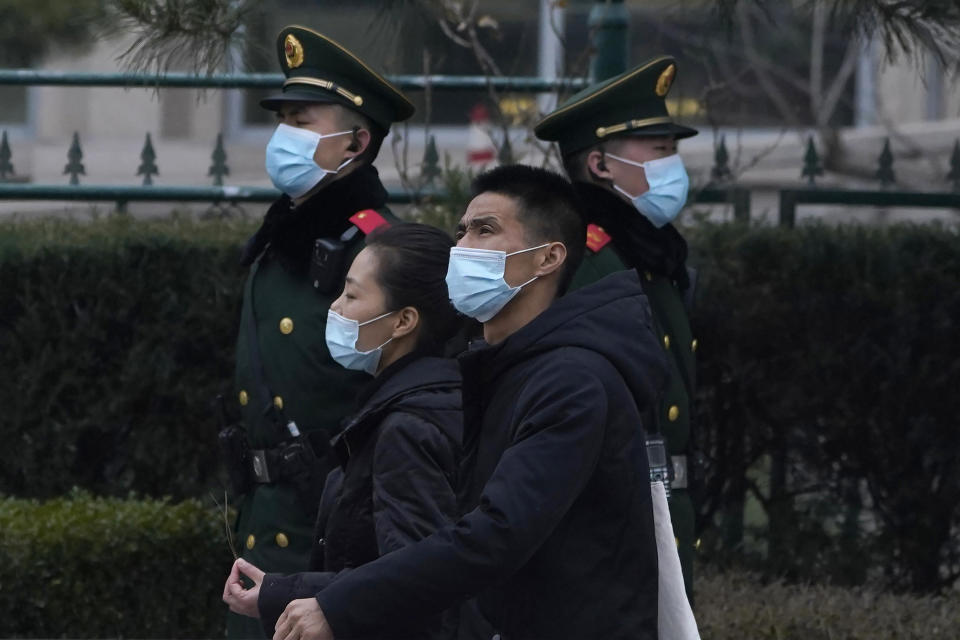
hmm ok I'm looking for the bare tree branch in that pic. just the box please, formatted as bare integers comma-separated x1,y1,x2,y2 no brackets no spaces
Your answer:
722,0,960,67
737,3,801,127
818,37,861,129
810,0,827,115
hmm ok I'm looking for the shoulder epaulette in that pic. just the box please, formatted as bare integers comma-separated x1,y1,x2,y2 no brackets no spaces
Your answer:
349,209,390,235
585,223,612,253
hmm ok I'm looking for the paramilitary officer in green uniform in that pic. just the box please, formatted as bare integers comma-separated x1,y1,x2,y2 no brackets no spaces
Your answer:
219,25,414,639
534,55,700,602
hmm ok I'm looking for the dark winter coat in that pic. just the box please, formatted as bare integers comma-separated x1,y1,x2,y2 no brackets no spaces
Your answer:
312,270,669,640
570,181,699,599
231,165,399,639
257,354,463,640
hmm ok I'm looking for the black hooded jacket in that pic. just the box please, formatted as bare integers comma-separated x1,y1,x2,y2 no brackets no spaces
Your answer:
313,270,669,640
257,355,462,639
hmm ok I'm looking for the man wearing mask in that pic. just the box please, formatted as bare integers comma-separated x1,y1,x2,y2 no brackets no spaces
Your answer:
267,165,669,640
220,25,414,639
535,55,700,602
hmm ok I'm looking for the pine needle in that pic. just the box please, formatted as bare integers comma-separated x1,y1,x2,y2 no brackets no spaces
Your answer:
101,0,260,74
210,490,238,560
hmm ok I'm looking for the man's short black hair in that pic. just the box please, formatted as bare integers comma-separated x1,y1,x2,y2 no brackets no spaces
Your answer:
472,165,585,295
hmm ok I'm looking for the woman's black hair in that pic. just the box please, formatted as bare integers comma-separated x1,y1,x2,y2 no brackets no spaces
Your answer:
365,223,462,356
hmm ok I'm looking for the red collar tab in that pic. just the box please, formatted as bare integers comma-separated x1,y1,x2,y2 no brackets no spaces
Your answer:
585,223,612,253
349,209,390,235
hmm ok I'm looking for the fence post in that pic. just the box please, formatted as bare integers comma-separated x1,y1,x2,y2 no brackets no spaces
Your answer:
137,133,159,186
732,187,751,223
588,0,629,82
779,189,797,228
419,134,441,188
208,133,229,186
63,132,85,185
948,139,960,192
711,135,732,183
801,135,823,186
0,131,13,180
875,137,895,187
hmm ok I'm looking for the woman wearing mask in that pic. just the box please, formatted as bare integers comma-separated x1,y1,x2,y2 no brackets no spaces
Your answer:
223,223,463,639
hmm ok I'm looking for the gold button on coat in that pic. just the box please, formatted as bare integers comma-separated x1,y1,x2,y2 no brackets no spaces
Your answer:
273,396,284,410
238,390,249,406
245,534,255,550
668,405,680,422
691,338,698,353
644,271,653,281
275,533,289,548
663,334,671,349
279,317,294,334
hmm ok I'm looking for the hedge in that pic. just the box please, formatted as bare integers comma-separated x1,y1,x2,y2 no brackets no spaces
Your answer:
0,214,255,500
0,491,233,638
1,493,957,639
694,566,960,639
1,214,959,592
688,221,960,592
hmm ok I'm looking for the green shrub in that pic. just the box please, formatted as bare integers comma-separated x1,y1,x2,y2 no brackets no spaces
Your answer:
695,565,960,639
2,492,956,640
0,491,233,638
0,214,255,499
2,215,959,592
687,221,960,592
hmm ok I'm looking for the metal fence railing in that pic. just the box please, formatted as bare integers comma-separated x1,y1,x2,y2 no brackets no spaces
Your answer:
2,70,960,224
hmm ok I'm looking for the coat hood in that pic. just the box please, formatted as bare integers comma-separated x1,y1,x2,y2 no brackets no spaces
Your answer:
472,270,668,411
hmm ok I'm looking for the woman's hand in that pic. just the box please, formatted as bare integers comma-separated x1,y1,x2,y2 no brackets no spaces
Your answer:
222,558,266,619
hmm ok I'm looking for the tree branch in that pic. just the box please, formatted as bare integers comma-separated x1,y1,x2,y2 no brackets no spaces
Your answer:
737,3,801,127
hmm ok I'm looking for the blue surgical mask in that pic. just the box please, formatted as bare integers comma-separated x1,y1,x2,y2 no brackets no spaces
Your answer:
606,153,690,228
445,244,549,322
265,123,354,198
325,309,394,375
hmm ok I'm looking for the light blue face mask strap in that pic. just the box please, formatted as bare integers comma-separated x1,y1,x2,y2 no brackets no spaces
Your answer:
514,275,539,290
350,311,396,356
308,130,356,173
606,153,647,200
367,336,393,353
352,335,394,358
506,243,552,291
613,183,639,201
358,309,396,327
505,242,551,258
605,152,647,169
317,129,354,140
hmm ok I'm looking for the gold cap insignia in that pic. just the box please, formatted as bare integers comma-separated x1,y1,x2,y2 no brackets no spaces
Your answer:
655,64,676,97
284,34,305,69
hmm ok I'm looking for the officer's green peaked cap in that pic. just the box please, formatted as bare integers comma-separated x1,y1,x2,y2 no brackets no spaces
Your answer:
260,25,415,132
535,55,697,157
